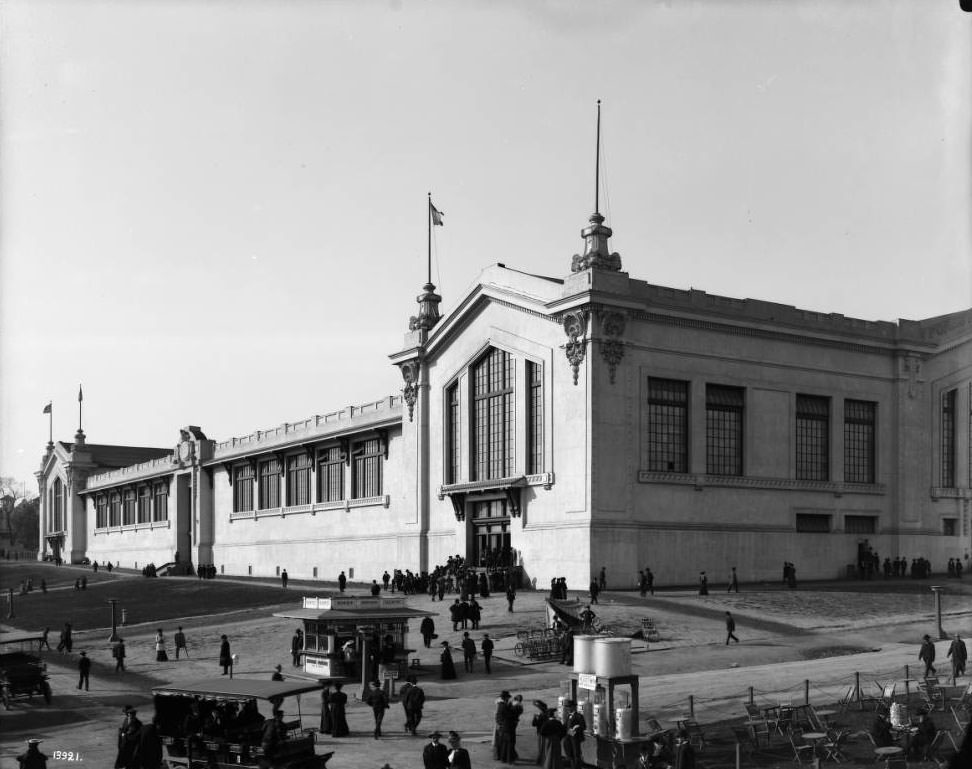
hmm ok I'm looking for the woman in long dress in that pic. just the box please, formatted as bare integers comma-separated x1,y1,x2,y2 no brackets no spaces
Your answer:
329,682,350,737
539,712,566,769
319,682,333,734
154,629,168,662
440,642,457,680
531,700,549,765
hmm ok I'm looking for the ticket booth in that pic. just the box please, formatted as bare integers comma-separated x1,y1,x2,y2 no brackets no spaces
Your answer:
275,595,432,695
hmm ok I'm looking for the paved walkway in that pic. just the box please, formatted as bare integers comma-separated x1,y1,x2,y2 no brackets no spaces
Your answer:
2,576,970,768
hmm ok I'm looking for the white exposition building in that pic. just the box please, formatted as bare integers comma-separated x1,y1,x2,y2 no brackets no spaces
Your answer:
36,204,972,586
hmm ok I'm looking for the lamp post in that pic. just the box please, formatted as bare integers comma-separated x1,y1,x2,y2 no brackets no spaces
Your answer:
107,598,120,643
929,586,946,640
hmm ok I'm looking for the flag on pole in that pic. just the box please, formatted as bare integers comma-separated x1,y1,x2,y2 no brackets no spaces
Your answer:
78,385,83,402
42,402,52,414
429,201,444,226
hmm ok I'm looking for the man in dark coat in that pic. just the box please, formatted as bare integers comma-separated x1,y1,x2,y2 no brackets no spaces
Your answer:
461,632,477,673
948,633,968,683
365,680,389,739
450,600,462,631
338,571,347,592
919,634,937,676
725,611,739,644
506,584,516,612
174,626,188,659
401,676,425,735
17,739,48,769
469,598,482,630
440,641,457,679
115,707,143,769
77,651,91,690
420,616,435,648
482,633,495,674
562,699,586,769
219,634,232,675
319,682,333,734
134,717,164,769
423,731,449,769
291,629,303,667
114,638,127,672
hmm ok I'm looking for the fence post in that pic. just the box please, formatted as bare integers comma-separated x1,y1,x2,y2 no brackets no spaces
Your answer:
805,679,810,705
749,686,754,705
855,672,861,709
904,664,911,699
689,695,695,718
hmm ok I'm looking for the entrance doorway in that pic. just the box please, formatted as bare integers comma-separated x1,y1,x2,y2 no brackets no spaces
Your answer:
471,499,511,568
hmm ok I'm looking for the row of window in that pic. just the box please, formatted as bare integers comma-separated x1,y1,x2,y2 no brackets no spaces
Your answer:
231,438,383,513
940,384,972,488
95,484,169,528
796,513,960,536
646,378,877,483
445,349,544,484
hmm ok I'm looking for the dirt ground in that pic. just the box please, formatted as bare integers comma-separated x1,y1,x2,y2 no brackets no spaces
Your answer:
1,560,970,768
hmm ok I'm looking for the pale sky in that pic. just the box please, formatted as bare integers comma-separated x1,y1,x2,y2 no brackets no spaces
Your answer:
1,0,970,491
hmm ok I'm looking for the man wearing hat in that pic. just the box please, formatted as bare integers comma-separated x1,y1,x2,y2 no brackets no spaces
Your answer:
919,633,937,677
77,650,91,691
422,731,449,769
366,679,390,739
17,738,47,769
115,706,143,769
563,699,586,769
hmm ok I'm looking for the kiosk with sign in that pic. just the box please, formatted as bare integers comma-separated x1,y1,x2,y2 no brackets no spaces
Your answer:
275,595,432,695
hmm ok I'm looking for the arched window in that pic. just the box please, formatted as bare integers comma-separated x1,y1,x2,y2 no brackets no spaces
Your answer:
472,348,515,480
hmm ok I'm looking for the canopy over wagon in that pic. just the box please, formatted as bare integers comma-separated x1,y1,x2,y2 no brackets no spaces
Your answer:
152,678,336,769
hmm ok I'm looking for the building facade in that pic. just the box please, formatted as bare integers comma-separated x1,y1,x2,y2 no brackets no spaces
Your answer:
37,210,972,586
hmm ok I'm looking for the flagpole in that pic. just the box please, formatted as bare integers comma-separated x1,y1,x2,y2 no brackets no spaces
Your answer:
595,99,601,215
78,384,83,433
427,192,432,285
48,405,52,446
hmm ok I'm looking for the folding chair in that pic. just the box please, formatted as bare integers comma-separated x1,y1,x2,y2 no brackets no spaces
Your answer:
951,705,969,732
837,683,858,714
822,728,848,763
788,732,816,766
744,703,772,745
919,681,945,711
862,681,896,710
682,719,706,752
922,730,947,762
731,725,758,757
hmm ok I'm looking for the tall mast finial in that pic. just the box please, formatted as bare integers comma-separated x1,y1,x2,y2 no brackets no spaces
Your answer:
595,99,601,215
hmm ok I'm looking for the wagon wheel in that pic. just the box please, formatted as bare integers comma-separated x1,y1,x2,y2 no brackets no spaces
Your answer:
514,642,526,657
43,681,52,704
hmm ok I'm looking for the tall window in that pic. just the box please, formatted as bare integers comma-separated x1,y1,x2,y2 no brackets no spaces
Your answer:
123,489,136,525
52,477,63,532
258,458,281,509
233,464,254,513
527,361,543,474
317,446,344,502
353,438,382,499
287,453,312,506
941,389,956,488
706,385,744,476
109,492,121,527
96,495,107,528
796,395,829,481
647,378,689,473
473,348,515,480
446,383,460,484
153,483,168,522
137,486,151,523
844,399,876,483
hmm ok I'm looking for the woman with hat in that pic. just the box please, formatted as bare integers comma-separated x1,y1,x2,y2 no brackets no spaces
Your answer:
539,708,566,769
154,629,168,662
531,699,550,764
447,731,472,768
440,640,457,680
329,681,350,737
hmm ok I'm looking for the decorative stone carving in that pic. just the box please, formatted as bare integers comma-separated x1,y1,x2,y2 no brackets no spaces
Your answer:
562,310,589,386
601,339,624,384
902,355,923,400
570,213,623,272
408,283,442,332
601,311,626,337
398,360,421,421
